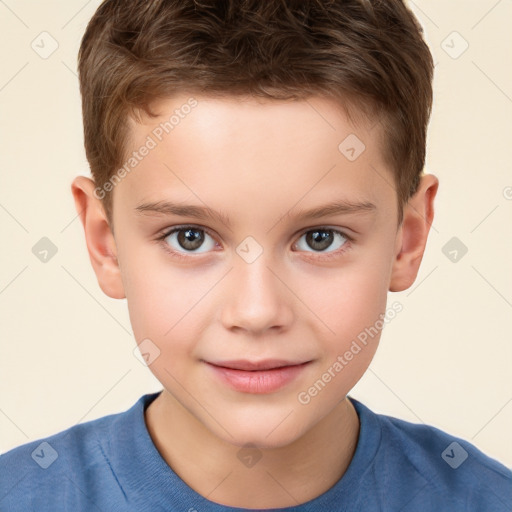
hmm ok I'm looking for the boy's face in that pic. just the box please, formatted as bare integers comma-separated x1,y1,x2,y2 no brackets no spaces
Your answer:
74,94,436,448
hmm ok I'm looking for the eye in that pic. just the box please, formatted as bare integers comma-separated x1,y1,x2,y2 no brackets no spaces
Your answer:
156,225,352,261
294,228,351,255
159,226,217,254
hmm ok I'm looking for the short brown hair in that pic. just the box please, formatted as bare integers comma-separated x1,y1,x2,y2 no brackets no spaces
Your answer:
78,0,433,226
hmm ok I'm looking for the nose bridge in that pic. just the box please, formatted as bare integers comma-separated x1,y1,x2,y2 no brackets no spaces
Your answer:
220,247,293,333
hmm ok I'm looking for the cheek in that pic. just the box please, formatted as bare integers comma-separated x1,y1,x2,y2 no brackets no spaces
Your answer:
124,271,197,385
295,257,390,341
122,252,217,361
294,267,387,410
291,253,391,400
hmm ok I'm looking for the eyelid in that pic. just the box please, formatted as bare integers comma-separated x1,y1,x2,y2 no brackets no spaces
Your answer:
157,224,354,241
296,225,353,241
294,221,358,241
157,224,218,240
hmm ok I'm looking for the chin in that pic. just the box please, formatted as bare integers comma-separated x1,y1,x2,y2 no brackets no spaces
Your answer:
214,415,309,450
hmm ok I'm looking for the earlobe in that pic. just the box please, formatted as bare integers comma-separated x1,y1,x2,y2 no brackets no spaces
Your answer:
71,176,126,299
389,173,439,292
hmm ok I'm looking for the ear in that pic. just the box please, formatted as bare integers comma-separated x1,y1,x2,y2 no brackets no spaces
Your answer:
71,176,125,299
389,173,439,292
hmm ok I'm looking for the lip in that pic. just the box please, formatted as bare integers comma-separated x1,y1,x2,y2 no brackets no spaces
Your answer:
204,359,311,394
208,359,306,371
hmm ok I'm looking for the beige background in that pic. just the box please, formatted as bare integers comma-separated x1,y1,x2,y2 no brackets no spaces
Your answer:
1,0,511,468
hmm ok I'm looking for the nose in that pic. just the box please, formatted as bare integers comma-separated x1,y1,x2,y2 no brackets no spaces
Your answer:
220,254,294,335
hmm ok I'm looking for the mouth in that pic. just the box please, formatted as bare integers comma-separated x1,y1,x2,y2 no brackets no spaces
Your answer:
207,359,308,371
203,359,312,394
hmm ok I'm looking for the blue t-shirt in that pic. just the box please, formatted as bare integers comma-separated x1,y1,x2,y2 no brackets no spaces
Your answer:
1,391,511,511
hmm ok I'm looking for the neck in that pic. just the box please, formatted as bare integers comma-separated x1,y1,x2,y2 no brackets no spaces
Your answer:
145,391,360,509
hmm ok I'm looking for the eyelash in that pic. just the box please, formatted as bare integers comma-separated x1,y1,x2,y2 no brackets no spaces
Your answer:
155,225,354,262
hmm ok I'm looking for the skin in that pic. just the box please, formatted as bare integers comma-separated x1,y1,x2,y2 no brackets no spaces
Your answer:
71,94,438,509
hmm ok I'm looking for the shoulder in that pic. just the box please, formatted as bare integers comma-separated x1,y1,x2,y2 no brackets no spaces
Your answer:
0,401,137,511
353,398,512,511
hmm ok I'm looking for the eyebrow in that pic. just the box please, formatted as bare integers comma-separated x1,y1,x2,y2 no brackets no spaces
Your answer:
287,199,377,221
135,200,233,227
134,199,377,228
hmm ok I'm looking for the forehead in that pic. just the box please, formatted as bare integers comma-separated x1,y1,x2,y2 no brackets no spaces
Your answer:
115,94,395,224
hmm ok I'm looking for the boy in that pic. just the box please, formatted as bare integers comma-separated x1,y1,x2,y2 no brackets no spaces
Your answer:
1,0,511,510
